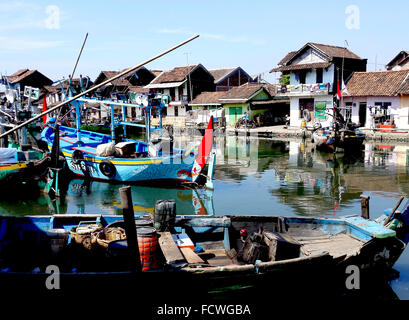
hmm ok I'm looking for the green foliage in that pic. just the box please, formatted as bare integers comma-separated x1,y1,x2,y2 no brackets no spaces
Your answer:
279,73,290,86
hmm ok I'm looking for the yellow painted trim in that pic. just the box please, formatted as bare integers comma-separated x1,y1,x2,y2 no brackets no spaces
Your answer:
0,163,27,171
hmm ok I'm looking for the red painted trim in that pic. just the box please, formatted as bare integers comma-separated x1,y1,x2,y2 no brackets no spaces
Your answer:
60,137,76,144
71,147,98,156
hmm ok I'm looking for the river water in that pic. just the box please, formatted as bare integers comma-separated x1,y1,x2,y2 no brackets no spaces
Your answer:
2,135,409,298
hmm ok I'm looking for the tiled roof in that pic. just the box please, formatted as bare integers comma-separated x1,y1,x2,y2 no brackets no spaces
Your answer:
95,71,132,87
44,85,60,93
61,78,93,89
8,69,36,83
189,91,226,105
127,86,150,93
219,83,272,101
150,65,198,84
270,62,332,73
309,43,362,60
208,68,236,83
345,70,409,96
271,42,363,73
150,70,163,77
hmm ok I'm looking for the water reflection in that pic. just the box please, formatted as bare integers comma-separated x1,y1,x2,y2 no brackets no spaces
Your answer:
2,136,409,218
49,178,216,216
2,136,409,298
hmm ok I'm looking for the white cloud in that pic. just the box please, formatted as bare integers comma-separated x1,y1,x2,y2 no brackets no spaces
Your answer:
0,36,64,52
156,28,264,46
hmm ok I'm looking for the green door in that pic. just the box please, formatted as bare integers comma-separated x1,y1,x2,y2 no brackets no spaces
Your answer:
229,107,242,126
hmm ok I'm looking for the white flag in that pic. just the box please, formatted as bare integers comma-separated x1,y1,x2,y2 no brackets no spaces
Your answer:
342,80,349,95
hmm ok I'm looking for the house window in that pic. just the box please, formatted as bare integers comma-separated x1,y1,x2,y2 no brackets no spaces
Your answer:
316,69,323,83
345,102,353,122
374,102,392,124
299,71,306,84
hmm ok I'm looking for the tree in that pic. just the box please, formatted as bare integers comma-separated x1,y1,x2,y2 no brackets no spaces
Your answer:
279,73,290,86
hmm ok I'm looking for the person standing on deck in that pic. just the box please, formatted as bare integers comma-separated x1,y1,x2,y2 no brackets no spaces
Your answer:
284,114,290,128
368,105,375,131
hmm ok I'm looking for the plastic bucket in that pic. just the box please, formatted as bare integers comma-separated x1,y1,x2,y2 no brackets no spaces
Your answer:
47,228,69,254
137,227,159,271
134,219,153,228
107,227,159,271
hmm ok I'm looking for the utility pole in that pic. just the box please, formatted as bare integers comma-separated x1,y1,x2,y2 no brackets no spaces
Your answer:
184,52,193,102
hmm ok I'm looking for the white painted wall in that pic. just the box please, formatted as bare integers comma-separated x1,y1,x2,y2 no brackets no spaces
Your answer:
178,105,186,116
289,95,334,127
291,48,327,65
289,97,301,127
342,96,404,128
323,64,334,84
290,64,334,85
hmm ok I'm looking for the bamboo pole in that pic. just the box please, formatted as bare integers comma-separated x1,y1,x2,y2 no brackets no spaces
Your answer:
384,196,405,226
119,186,142,273
71,32,88,79
0,34,200,139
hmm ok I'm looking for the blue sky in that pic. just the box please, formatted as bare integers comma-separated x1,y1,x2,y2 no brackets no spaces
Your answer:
1,0,408,83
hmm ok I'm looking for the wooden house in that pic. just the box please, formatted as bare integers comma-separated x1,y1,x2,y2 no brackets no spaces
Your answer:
5,69,53,92
92,67,155,99
217,83,289,127
270,42,367,127
385,51,409,71
208,67,253,91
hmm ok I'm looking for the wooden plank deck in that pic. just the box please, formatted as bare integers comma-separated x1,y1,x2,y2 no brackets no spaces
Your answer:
287,232,365,258
157,232,186,265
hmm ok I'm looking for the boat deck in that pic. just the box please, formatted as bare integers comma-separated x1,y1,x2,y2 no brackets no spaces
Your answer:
287,228,365,259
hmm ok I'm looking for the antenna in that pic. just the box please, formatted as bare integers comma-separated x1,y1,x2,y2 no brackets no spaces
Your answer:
375,54,377,71
184,52,193,102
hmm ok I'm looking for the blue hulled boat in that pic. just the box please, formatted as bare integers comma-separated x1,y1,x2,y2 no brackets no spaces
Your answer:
40,97,215,186
0,201,408,298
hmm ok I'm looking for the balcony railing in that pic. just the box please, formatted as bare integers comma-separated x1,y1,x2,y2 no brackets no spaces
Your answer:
171,94,189,104
276,83,333,96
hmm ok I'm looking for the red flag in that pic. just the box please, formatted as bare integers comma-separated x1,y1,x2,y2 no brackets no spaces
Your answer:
336,81,341,100
42,97,47,124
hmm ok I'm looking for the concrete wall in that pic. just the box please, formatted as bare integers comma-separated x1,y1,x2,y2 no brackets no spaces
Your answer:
289,95,333,127
342,96,404,128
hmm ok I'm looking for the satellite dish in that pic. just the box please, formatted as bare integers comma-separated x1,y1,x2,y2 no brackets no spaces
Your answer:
142,95,149,107
135,95,142,105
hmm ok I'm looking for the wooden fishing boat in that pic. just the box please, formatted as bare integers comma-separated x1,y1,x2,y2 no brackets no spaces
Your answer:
40,109,215,186
0,147,49,185
310,105,366,153
0,199,407,298
312,126,365,153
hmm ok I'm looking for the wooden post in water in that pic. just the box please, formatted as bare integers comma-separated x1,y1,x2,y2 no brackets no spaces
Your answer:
384,196,405,226
119,186,142,273
360,195,370,219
